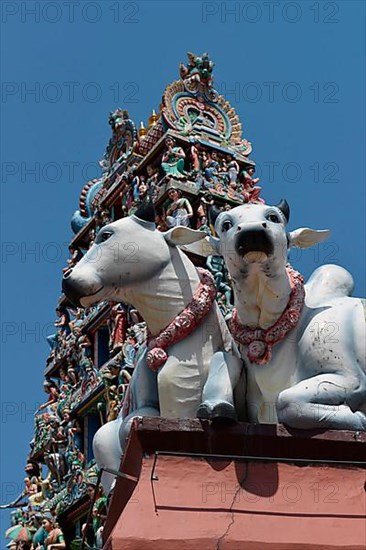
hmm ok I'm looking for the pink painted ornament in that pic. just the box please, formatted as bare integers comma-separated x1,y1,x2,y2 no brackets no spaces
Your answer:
230,265,305,365
146,269,216,372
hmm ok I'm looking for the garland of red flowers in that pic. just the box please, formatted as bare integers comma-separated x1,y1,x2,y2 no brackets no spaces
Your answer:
146,268,217,372
229,265,305,365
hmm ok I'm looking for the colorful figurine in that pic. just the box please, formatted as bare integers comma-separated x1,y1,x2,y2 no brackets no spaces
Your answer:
196,193,214,231
226,154,240,185
54,308,71,336
203,151,220,188
190,142,201,174
62,409,82,452
179,52,218,101
165,188,193,227
38,511,66,549
161,137,186,179
108,303,128,354
37,381,59,412
206,255,233,313
63,245,83,274
146,164,159,197
82,482,107,549
239,166,264,203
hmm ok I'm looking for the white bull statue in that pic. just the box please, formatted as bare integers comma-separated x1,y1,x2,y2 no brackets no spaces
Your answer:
209,200,366,430
62,200,242,493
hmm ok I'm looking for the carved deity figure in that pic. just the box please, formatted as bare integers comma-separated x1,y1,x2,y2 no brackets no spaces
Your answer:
165,188,193,228
226,155,240,185
196,193,214,231
63,245,83,274
23,477,38,497
145,164,159,200
190,143,201,174
54,307,71,336
108,303,128,353
239,167,264,203
122,334,138,372
161,137,186,179
206,255,232,310
82,484,107,548
179,52,217,101
37,380,59,412
39,513,66,549
62,408,83,464
203,151,220,187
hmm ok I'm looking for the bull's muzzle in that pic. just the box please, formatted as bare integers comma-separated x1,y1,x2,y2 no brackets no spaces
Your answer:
235,226,274,259
62,269,103,307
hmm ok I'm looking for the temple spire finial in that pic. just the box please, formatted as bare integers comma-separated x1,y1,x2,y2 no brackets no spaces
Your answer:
138,121,147,139
179,51,218,102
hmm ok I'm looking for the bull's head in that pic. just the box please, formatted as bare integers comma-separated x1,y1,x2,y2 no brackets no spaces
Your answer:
209,200,330,280
62,200,207,307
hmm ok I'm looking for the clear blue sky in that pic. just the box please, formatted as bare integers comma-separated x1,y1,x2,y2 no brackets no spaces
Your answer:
1,0,365,541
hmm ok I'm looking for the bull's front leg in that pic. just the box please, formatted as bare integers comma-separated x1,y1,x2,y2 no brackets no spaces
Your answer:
119,350,160,447
197,351,243,420
93,351,160,495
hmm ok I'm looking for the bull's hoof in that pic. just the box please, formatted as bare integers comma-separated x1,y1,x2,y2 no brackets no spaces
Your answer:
196,402,237,421
211,402,237,421
196,403,212,420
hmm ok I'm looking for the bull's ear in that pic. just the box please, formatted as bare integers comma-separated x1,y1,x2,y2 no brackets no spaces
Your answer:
289,228,330,249
163,227,208,246
180,236,220,258
209,205,222,235
208,235,221,254
134,196,156,224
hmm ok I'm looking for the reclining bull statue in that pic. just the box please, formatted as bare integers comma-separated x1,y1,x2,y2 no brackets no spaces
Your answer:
62,200,242,493
209,200,366,430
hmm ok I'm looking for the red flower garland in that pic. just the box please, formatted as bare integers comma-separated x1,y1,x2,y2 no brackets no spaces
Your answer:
229,265,305,365
146,268,217,372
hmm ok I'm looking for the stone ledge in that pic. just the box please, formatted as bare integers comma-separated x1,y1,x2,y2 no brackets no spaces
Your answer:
103,418,366,549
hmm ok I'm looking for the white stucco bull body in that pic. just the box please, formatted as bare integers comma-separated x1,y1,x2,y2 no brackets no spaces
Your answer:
210,201,366,430
62,204,242,492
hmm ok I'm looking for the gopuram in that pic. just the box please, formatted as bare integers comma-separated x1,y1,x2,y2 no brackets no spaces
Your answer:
3,53,366,550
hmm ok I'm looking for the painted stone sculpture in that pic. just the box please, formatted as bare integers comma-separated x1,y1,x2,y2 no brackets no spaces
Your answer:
165,187,193,228
62,200,242,493
108,303,128,353
179,51,218,102
103,108,137,171
70,178,103,234
161,136,186,179
209,201,366,430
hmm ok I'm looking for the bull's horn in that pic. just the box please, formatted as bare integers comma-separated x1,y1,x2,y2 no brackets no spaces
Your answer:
208,205,222,236
134,196,156,224
276,199,290,223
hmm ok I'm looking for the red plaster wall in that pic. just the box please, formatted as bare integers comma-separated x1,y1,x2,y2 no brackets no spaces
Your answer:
105,455,366,550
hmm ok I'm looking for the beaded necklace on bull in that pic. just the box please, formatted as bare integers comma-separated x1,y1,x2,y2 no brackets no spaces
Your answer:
229,265,305,365
146,268,217,372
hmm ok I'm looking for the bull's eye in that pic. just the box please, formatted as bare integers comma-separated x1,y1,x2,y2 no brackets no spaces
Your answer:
97,231,113,243
266,213,281,223
221,220,233,232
